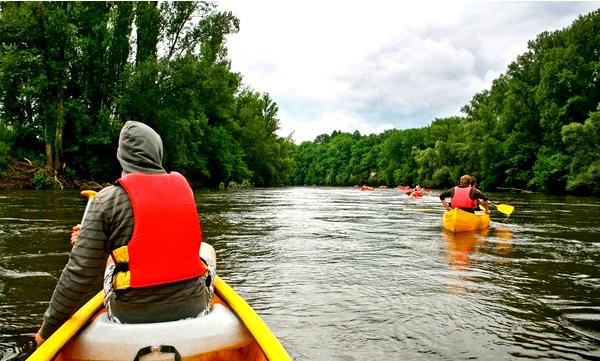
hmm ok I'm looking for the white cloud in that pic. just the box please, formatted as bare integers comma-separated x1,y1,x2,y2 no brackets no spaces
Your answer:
217,1,600,142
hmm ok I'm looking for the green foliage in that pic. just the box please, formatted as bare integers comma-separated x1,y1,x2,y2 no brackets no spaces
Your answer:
561,104,600,194
1,4,598,195
226,179,253,190
0,139,10,169
528,147,570,192
234,90,294,186
31,169,56,190
289,10,600,195
0,1,293,189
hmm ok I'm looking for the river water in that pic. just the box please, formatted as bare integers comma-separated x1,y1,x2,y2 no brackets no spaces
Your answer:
1,187,599,360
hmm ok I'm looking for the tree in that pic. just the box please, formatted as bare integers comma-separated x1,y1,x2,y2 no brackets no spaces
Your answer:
561,104,600,194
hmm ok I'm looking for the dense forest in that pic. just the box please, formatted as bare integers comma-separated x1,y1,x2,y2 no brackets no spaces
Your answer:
0,2,598,195
293,9,600,195
0,1,294,188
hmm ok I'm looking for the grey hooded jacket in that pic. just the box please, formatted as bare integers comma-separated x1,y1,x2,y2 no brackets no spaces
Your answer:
39,121,210,339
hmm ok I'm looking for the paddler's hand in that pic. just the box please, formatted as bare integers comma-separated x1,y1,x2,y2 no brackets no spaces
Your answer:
35,331,45,347
70,224,81,247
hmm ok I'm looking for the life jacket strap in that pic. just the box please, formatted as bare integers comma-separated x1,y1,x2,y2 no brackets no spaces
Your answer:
112,245,129,263
113,270,131,291
111,246,131,290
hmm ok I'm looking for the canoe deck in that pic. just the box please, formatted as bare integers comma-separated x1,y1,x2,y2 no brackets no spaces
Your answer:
54,294,267,361
28,276,290,361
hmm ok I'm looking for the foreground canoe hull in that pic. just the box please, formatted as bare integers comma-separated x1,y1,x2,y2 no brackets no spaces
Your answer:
27,277,290,361
442,208,490,232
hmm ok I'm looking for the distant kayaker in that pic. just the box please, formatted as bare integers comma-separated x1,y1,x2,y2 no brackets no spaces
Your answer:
413,184,423,196
36,121,217,346
439,174,490,214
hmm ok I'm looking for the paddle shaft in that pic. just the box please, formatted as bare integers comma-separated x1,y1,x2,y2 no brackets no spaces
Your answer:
80,190,97,225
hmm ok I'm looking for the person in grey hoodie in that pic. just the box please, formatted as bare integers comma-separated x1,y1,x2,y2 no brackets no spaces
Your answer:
36,121,217,346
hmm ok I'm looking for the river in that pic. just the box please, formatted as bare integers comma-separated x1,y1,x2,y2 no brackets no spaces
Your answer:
1,187,599,360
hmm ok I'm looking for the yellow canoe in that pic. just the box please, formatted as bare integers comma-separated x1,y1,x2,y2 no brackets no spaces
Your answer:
27,277,291,361
442,208,490,232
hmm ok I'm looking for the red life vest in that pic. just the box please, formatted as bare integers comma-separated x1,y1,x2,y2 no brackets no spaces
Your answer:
117,172,206,288
451,186,478,210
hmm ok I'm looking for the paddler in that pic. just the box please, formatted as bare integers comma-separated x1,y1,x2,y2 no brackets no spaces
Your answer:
36,121,217,346
439,174,490,214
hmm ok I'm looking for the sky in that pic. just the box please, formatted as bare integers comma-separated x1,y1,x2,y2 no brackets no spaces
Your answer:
216,1,600,143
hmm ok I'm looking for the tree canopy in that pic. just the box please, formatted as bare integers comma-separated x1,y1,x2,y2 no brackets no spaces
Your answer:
0,3,598,195
0,1,293,188
291,9,600,195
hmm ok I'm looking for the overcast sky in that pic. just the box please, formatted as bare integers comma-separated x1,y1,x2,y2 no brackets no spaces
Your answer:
216,1,599,143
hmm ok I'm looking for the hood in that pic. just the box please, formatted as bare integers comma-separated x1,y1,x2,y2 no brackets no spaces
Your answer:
117,121,166,175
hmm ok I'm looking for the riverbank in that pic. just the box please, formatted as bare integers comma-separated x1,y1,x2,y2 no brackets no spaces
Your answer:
0,160,106,190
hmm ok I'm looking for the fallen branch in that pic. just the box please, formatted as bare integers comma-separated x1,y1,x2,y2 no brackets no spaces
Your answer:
8,160,39,173
496,187,534,193
54,170,64,190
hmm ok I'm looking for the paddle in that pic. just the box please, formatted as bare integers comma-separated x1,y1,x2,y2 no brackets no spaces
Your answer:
491,202,514,216
69,190,98,246
80,190,97,224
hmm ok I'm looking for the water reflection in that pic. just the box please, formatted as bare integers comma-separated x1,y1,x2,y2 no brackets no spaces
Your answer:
443,226,516,296
443,229,487,268
494,226,514,261
1,188,599,361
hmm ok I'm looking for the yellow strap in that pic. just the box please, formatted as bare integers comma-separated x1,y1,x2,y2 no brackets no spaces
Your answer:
113,271,131,290
112,245,129,263
111,246,131,290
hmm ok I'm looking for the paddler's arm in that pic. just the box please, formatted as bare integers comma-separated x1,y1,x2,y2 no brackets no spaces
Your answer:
474,189,490,214
35,223,85,345
441,199,451,211
34,332,45,346
70,224,81,246
439,189,453,211
36,193,109,345
481,199,490,214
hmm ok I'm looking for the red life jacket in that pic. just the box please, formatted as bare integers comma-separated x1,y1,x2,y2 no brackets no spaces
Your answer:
117,172,206,288
451,186,478,210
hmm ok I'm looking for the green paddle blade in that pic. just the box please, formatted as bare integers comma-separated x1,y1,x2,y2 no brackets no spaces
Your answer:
496,203,514,215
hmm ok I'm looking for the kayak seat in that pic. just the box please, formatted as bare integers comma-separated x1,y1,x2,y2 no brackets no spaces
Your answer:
58,303,254,361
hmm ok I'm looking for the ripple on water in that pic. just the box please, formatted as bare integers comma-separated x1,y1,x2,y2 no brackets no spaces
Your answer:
2,188,600,360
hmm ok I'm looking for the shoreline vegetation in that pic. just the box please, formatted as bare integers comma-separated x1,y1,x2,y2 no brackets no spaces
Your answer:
0,159,108,190
0,159,254,191
1,3,599,196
